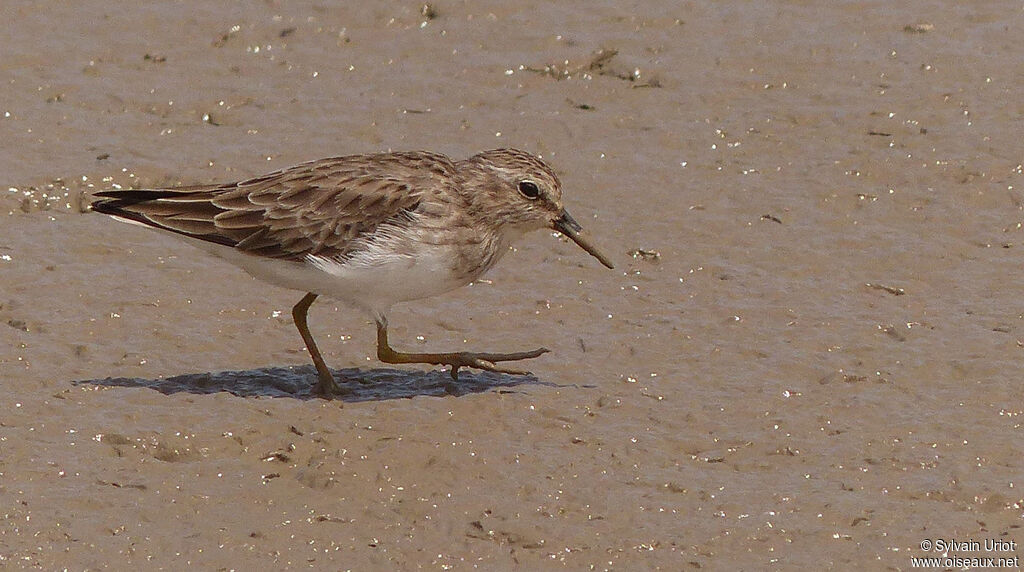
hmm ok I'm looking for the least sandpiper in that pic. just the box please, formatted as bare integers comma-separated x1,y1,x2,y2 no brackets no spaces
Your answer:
91,148,614,395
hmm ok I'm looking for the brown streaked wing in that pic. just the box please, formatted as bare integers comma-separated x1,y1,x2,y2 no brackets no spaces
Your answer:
93,151,457,260
209,153,455,260
91,184,239,244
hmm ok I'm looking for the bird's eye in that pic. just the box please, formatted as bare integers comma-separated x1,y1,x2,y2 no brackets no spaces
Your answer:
518,180,541,199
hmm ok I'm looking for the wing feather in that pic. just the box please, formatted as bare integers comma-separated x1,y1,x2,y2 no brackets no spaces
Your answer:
91,151,457,261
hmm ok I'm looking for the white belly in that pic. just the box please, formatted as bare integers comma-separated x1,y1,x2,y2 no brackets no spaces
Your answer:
184,237,468,317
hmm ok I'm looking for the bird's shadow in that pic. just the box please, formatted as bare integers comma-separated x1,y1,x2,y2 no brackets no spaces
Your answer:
73,365,577,401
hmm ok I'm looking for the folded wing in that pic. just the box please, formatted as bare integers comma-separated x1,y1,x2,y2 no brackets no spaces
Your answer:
91,152,456,261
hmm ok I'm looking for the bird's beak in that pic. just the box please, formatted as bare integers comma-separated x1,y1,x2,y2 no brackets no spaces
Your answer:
552,211,614,269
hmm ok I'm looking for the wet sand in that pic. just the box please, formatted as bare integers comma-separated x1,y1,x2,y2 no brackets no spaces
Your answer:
2,1,1023,569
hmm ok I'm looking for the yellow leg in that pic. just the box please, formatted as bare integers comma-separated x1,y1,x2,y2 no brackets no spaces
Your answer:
292,293,344,396
375,317,548,380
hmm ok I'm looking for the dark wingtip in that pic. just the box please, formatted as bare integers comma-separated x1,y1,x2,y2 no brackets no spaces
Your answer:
88,199,113,214
88,197,152,227
89,197,131,216
91,189,180,203
89,189,184,217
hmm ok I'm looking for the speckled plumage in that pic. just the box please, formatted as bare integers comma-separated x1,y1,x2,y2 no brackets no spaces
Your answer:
92,148,613,396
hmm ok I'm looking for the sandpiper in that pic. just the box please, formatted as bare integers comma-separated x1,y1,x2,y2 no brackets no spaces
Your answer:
91,148,614,395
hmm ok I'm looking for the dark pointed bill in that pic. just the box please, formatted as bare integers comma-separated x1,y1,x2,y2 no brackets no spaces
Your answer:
552,211,615,269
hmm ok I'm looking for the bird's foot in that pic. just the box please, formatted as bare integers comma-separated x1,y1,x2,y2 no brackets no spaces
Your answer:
440,347,550,380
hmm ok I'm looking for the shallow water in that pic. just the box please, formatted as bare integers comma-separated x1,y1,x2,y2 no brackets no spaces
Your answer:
2,1,1022,568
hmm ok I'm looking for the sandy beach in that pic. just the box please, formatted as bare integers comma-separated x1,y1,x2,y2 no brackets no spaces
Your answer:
2,1,1022,568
